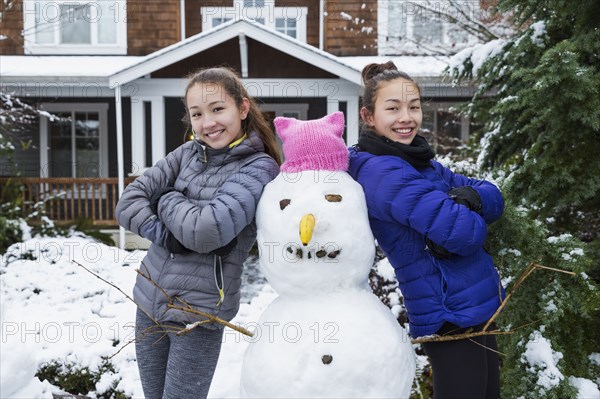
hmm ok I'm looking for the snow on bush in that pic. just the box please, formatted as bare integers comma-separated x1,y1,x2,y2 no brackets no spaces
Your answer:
522,330,565,391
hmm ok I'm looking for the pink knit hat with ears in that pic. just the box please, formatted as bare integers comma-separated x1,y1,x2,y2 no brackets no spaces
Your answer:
274,111,348,173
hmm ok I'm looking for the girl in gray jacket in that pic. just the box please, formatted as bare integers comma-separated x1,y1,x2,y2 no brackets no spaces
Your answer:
115,67,281,398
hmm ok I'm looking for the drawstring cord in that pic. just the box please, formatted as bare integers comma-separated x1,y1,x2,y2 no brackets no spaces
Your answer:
214,254,225,306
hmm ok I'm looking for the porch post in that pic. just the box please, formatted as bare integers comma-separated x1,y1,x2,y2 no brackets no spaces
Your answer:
130,99,146,174
345,97,360,146
326,99,339,115
151,97,166,165
115,85,126,249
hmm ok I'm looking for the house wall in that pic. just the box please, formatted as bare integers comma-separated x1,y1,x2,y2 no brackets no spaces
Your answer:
127,0,181,56
276,0,319,47
185,0,321,48
0,0,24,55
1,0,379,57
324,0,377,56
247,39,337,78
151,38,337,80
151,38,241,78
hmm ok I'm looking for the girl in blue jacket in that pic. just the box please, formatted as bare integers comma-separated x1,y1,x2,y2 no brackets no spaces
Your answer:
348,61,505,399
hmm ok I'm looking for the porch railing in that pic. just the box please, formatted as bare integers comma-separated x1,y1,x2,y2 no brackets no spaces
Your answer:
0,177,137,227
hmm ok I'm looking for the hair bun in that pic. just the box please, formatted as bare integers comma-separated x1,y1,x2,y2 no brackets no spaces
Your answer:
361,61,399,84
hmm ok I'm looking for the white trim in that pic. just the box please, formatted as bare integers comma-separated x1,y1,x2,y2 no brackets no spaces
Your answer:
319,0,324,50
39,102,110,178
200,1,307,42
150,97,166,165
23,0,128,55
239,33,249,78
109,20,361,86
130,99,145,173
344,97,360,145
180,0,186,40
327,100,339,115
115,85,125,249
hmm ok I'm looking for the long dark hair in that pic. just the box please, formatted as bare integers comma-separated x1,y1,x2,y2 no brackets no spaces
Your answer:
183,67,282,164
361,61,421,129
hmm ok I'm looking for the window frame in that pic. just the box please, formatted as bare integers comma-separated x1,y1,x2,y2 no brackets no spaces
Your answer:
39,103,110,178
201,0,307,42
23,0,127,55
377,0,479,56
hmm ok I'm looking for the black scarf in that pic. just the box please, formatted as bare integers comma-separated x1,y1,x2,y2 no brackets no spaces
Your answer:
357,130,435,169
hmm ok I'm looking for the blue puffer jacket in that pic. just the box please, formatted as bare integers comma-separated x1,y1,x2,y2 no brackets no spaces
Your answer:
348,147,505,338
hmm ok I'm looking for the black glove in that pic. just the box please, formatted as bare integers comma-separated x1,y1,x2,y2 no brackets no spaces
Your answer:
164,230,189,254
448,186,482,213
210,236,238,258
425,236,454,259
149,187,176,215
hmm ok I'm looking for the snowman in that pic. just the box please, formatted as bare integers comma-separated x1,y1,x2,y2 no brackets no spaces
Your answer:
240,112,416,398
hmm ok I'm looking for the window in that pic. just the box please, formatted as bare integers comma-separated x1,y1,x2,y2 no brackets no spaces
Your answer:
201,0,307,42
23,0,127,54
378,0,478,55
40,104,109,178
421,102,473,142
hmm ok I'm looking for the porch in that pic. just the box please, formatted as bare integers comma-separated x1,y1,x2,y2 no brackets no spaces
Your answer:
0,177,137,227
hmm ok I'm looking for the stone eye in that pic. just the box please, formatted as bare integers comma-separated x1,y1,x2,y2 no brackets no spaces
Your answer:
280,199,291,210
325,194,342,202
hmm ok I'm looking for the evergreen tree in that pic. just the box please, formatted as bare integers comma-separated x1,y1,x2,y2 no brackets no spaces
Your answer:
440,157,600,399
448,0,600,240
443,1,600,390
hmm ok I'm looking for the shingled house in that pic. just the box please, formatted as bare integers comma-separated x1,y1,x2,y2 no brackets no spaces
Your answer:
0,0,480,244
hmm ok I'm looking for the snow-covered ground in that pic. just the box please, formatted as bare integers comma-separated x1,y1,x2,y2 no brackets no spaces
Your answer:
2,233,599,398
0,232,276,398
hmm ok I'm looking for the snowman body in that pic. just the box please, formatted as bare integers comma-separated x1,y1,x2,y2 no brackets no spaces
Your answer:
240,171,415,398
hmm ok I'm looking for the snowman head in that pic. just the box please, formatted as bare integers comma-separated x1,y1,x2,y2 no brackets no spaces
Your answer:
256,112,376,296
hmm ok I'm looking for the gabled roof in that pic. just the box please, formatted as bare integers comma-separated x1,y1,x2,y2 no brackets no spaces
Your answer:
109,19,362,86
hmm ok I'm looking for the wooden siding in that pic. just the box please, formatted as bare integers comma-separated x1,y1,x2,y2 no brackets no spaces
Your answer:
247,38,337,78
151,38,241,78
0,0,24,55
1,0,379,57
268,0,320,47
324,0,378,56
127,0,181,55
150,37,336,79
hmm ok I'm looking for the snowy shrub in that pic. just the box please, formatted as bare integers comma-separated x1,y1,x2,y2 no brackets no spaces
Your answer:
421,155,600,398
35,358,128,399
442,2,600,394
485,197,600,398
0,216,22,253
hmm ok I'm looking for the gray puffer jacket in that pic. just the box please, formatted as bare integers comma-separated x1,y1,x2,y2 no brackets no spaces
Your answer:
115,132,279,327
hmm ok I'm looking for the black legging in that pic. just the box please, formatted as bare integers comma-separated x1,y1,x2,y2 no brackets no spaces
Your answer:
422,323,500,399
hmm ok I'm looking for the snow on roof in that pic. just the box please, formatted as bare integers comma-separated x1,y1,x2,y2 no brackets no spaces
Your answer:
0,55,143,82
339,56,451,78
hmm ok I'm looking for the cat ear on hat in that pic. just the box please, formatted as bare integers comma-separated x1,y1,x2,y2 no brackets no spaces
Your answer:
325,111,345,138
273,116,298,143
